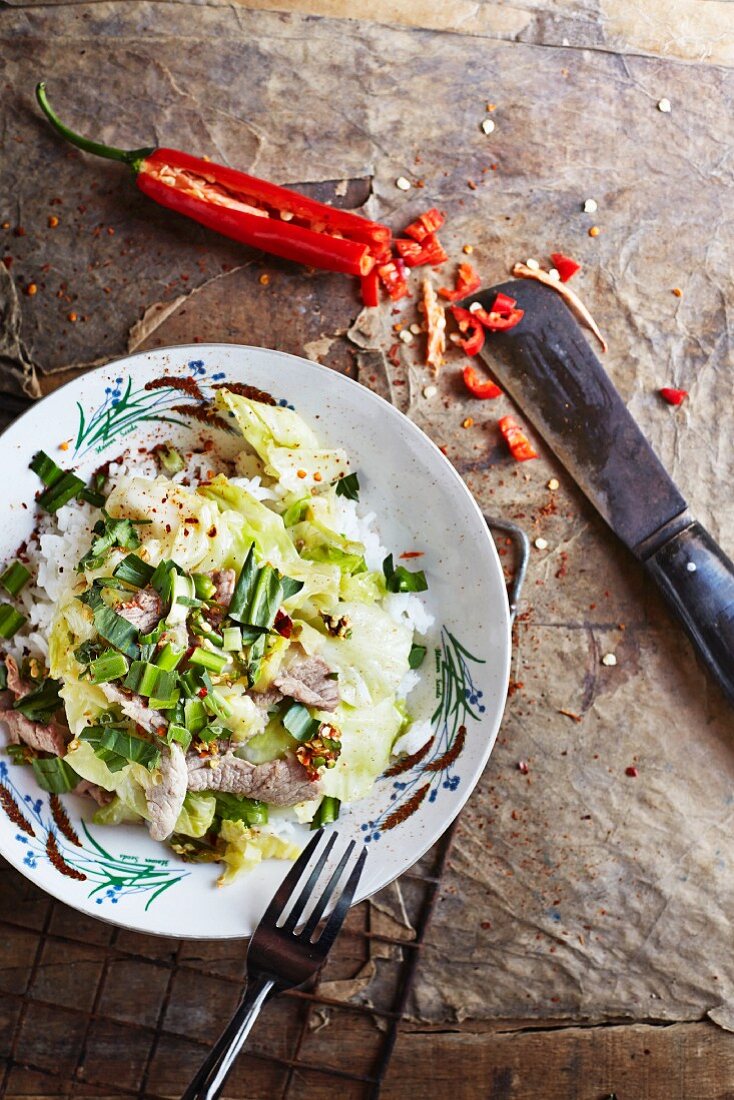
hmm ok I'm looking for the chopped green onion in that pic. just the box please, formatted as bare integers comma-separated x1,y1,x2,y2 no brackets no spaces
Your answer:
89,650,129,684
154,443,185,476
311,795,341,829
200,672,231,719
184,698,208,734
13,678,63,722
7,743,32,765
154,643,184,672
166,724,192,751
334,472,360,501
31,757,79,794
30,450,64,487
197,724,222,745
190,612,223,648
215,792,269,826
93,605,140,659
283,496,311,527
282,701,320,742
38,471,85,513
189,647,228,674
0,603,26,639
149,671,180,710
0,560,31,596
78,485,106,508
408,643,427,670
177,596,203,609
227,544,259,622
166,573,195,625
221,626,242,652
150,559,176,602
192,573,216,600
113,553,155,588
382,553,428,594
98,726,161,770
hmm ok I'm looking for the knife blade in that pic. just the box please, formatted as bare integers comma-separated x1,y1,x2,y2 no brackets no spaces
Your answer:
471,278,734,705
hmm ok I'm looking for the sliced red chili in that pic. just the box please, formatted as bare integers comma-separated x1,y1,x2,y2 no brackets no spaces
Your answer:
498,415,538,462
395,234,448,268
377,258,410,301
438,263,482,302
360,268,380,308
550,252,581,282
472,305,524,331
660,387,688,406
463,365,501,399
404,208,445,243
36,83,391,279
490,291,517,314
449,306,485,356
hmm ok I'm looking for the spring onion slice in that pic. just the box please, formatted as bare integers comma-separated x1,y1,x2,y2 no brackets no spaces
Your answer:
38,471,85,513
192,573,216,600
311,795,341,829
154,443,185,476
0,603,27,639
155,643,184,672
282,701,320,742
408,643,427,669
31,757,79,794
78,485,106,508
215,792,269,826
282,496,310,527
189,647,228,674
93,606,140,659
99,726,161,770
166,724,192,751
89,650,129,684
113,553,155,588
0,560,31,596
184,698,208,734
13,677,63,722
222,626,242,652
30,450,64,487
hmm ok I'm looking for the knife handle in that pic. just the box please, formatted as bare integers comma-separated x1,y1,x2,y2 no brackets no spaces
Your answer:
644,521,734,705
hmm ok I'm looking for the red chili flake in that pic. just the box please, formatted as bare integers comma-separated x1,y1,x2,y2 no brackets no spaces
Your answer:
2,256,13,270
480,921,492,930
550,252,581,282
660,387,688,406
517,760,529,774
399,551,424,559
625,766,639,778
274,609,293,638
197,687,208,699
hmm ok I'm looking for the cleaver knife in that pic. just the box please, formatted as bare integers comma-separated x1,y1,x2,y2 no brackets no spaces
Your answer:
470,278,734,705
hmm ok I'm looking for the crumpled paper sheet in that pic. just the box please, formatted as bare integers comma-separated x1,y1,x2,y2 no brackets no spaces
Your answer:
3,2,734,1030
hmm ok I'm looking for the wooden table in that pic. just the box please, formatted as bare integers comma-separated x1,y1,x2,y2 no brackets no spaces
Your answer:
2,1,734,1096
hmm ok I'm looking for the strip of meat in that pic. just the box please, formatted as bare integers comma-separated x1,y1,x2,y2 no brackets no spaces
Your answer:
0,710,68,756
73,780,113,806
187,752,317,805
100,683,166,735
250,686,283,712
4,655,33,699
147,743,188,841
274,654,340,711
118,587,163,633
210,569,235,607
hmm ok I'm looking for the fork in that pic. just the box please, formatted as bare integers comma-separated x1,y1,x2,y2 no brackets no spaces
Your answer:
181,829,367,1100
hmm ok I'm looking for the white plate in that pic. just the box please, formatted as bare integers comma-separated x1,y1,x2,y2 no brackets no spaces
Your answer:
0,346,510,937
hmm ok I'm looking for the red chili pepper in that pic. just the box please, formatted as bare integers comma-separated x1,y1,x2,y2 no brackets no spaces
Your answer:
490,291,517,314
438,263,482,302
550,252,581,282
463,365,501,399
394,234,448,267
377,258,410,301
360,268,380,308
472,305,525,331
660,387,688,406
498,415,538,462
404,208,445,243
274,609,293,638
449,306,485,356
36,83,390,278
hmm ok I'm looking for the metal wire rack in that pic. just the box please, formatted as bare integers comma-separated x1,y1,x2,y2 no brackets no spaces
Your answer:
0,502,527,1099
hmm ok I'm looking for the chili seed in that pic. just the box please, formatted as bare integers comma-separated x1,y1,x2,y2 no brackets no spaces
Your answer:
409,323,422,335
547,478,560,491
399,329,414,344
534,537,548,550
548,268,560,281
583,198,598,214
313,471,322,482
672,287,682,297
601,653,617,667
481,119,496,135
26,283,38,296
657,98,671,113
423,385,437,398
588,226,601,237
463,244,474,254
517,760,529,774
526,258,540,270
462,417,474,429
259,273,270,286
395,177,412,191
68,311,78,322
296,469,308,479
48,215,59,228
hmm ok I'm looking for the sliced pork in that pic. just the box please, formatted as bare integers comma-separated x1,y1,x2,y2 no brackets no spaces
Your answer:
187,752,317,805
5,655,33,698
146,743,188,841
274,653,339,711
100,683,165,734
210,569,235,607
74,780,113,806
0,710,68,756
118,587,163,633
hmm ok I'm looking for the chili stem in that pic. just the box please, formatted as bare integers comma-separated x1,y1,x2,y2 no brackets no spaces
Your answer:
35,82,154,172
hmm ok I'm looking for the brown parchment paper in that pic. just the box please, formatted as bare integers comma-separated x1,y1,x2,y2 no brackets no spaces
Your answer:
2,1,734,1029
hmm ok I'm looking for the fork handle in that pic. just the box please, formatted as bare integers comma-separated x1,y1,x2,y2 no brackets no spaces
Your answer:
181,974,275,1100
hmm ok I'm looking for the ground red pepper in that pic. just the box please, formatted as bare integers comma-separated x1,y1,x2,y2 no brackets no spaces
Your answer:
36,83,391,279
550,252,581,282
